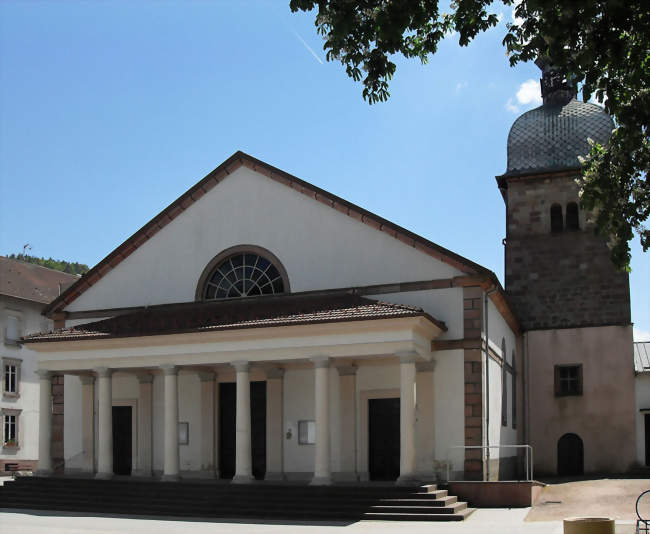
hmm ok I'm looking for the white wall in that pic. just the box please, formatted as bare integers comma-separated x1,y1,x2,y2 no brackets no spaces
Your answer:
432,349,465,475
1,296,51,464
486,298,518,454
65,167,464,313
635,374,650,466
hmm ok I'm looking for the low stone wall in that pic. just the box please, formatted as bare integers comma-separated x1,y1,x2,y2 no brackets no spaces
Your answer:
448,481,545,508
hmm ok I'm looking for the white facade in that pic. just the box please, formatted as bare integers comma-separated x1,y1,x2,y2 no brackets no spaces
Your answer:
28,155,520,483
0,295,52,470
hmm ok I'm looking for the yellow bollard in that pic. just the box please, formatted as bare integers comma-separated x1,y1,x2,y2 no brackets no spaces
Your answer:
563,517,615,534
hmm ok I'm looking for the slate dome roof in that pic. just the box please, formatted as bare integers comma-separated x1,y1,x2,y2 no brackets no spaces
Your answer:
505,98,614,176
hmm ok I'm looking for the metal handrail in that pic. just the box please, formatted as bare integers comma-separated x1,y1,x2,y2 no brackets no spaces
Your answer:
636,490,650,533
446,444,534,482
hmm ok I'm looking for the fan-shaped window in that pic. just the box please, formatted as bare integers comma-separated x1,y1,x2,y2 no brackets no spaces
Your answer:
550,204,563,233
200,249,288,300
566,202,580,231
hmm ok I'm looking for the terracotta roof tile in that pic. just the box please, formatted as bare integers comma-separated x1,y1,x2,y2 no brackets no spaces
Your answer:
25,292,446,343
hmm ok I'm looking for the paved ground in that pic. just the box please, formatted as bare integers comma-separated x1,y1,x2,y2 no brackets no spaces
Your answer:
0,509,637,534
527,478,650,522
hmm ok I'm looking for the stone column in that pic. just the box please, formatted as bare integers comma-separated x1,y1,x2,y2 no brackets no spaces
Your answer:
265,367,284,481
337,365,358,481
35,370,53,476
397,352,418,485
415,361,435,480
310,356,332,485
95,367,113,479
161,364,180,481
232,360,253,484
134,373,153,477
198,370,217,477
79,374,95,474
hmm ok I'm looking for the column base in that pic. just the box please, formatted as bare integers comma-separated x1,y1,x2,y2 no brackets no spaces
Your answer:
231,474,254,484
309,475,333,486
34,468,53,477
161,473,181,482
396,474,420,486
95,471,113,480
264,471,286,481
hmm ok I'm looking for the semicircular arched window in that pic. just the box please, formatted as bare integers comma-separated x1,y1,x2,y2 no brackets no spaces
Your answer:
203,252,285,299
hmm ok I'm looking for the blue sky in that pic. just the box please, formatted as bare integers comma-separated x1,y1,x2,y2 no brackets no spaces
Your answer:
1,1,648,339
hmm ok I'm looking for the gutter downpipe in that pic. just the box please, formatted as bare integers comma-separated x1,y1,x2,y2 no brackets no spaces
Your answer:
484,286,498,481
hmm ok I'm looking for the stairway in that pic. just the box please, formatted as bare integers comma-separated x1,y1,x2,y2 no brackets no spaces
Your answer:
0,476,474,522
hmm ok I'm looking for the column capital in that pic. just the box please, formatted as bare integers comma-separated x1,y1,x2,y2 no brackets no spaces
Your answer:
231,360,250,372
35,369,52,379
311,356,330,369
79,374,96,385
265,367,285,379
416,360,436,373
95,367,113,378
159,364,178,376
137,373,154,384
336,365,357,376
197,370,216,382
396,351,419,364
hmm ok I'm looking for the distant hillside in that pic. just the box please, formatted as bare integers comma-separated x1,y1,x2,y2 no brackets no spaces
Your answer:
6,253,89,276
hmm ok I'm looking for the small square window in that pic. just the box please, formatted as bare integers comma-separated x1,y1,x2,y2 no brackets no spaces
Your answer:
554,364,583,397
298,420,315,445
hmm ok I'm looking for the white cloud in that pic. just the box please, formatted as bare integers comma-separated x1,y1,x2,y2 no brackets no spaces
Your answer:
635,328,650,342
456,81,468,93
505,97,520,113
516,79,542,105
505,79,542,113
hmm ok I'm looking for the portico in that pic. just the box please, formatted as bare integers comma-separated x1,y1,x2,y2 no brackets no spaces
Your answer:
27,293,445,485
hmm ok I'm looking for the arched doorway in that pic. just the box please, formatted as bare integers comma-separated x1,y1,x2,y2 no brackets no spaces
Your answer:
557,433,584,476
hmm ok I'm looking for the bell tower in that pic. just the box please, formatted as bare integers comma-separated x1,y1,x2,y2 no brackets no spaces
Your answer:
498,62,629,330
497,63,635,476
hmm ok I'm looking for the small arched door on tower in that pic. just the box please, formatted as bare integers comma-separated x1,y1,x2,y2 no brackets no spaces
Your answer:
557,433,584,476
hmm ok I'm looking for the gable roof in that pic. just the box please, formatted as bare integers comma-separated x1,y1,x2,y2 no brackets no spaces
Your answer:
43,151,493,317
0,256,79,305
27,292,445,343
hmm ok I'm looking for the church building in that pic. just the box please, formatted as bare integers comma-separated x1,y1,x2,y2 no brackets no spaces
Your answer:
21,66,635,484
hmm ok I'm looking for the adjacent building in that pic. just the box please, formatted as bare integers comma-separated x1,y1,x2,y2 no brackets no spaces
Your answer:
0,257,78,473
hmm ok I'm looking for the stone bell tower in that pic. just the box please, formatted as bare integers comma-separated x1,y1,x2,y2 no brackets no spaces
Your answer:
496,61,635,475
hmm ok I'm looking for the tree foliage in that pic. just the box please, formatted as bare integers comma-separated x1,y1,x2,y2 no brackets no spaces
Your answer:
7,253,89,275
290,0,649,269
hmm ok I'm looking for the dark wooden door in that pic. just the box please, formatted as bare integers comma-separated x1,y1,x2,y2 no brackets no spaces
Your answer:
219,381,267,480
557,433,584,476
643,414,650,465
112,406,132,475
368,397,400,481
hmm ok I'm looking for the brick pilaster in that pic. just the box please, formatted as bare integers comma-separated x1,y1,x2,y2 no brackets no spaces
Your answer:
51,374,65,472
463,287,484,480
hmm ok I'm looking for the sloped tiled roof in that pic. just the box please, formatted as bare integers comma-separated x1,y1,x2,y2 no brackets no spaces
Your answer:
43,151,495,317
0,256,79,304
634,342,650,374
505,99,614,176
24,292,445,343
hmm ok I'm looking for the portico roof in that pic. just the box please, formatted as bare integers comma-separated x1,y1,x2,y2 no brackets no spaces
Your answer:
23,292,446,343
